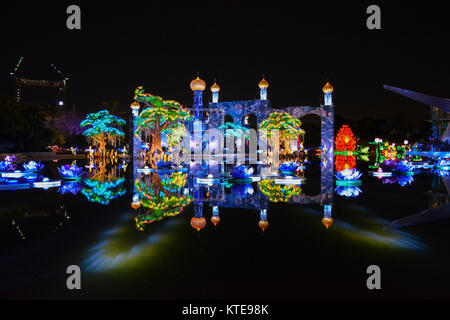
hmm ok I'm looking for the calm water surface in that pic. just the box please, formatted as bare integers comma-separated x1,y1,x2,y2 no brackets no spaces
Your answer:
0,157,449,299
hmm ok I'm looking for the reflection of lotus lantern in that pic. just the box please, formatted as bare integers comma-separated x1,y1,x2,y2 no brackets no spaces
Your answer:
191,217,206,231
230,184,254,197
322,217,333,229
393,161,414,174
258,220,269,232
334,185,362,198
230,165,254,183
58,164,85,180
59,181,83,195
279,161,299,175
0,161,15,172
382,175,414,187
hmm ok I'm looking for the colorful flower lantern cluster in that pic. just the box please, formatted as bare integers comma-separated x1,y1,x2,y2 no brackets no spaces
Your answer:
335,125,356,153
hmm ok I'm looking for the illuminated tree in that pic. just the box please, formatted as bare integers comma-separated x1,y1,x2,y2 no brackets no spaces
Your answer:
335,125,356,152
218,122,250,139
163,122,188,150
259,112,304,155
80,110,126,152
134,87,191,166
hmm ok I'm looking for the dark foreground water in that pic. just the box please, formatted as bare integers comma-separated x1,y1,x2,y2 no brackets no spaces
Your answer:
0,158,449,299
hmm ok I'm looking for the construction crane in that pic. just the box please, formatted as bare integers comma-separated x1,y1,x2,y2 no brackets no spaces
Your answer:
10,57,68,106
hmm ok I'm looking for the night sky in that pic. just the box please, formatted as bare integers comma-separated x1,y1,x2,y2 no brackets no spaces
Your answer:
0,1,448,123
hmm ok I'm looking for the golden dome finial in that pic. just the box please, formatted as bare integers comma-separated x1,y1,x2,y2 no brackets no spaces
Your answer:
210,80,220,92
322,82,334,93
258,77,269,89
211,215,221,227
190,75,206,91
130,101,140,109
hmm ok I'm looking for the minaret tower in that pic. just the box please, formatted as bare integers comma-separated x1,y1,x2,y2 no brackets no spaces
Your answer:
210,81,220,103
258,77,269,100
190,75,206,119
322,81,334,106
130,101,141,159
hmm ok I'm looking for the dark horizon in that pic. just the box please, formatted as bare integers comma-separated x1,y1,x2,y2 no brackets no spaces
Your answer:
0,1,448,122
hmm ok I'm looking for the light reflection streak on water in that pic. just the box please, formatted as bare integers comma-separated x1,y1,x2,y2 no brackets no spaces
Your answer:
82,216,179,273
300,206,427,250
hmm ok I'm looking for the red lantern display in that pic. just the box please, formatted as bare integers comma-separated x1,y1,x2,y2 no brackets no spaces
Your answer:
335,125,356,152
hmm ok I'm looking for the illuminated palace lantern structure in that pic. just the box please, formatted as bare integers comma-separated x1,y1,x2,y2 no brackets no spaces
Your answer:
130,76,336,232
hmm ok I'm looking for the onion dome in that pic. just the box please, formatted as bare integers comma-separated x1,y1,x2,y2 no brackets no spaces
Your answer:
210,82,220,92
130,101,140,109
322,217,334,229
258,220,269,232
322,82,334,93
258,78,269,89
131,201,141,210
191,216,206,231
190,76,206,91
211,215,221,227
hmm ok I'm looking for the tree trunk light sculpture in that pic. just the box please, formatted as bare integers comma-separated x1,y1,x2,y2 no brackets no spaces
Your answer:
259,112,304,157
80,110,126,158
134,87,191,168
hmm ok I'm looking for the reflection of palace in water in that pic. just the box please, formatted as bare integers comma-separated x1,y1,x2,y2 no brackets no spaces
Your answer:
131,158,334,232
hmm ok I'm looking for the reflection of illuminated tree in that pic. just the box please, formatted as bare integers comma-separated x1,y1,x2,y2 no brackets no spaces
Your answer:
134,172,191,231
81,163,126,205
258,179,302,202
82,178,126,205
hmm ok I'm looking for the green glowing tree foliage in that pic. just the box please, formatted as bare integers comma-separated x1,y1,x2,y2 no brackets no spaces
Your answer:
134,172,191,230
134,87,191,165
218,122,250,139
259,112,304,154
82,178,126,205
258,179,302,202
81,163,126,205
163,122,188,150
80,110,126,151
